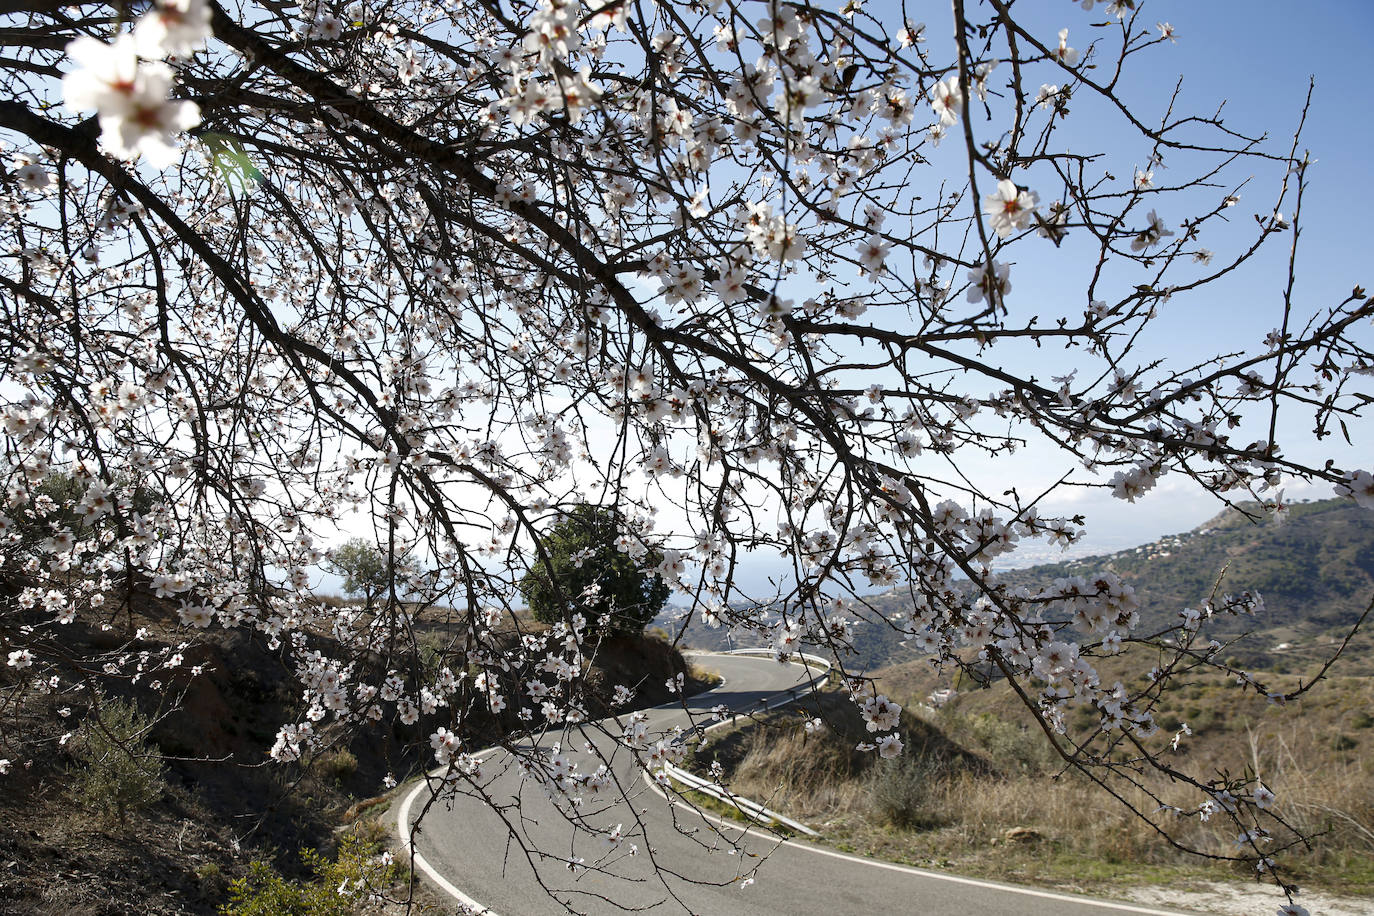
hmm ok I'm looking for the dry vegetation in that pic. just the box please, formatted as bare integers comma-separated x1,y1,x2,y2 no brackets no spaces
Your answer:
687,660,1374,898
0,583,707,915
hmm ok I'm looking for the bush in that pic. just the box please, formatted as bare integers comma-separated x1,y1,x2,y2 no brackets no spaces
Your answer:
519,504,669,635
940,711,1054,775
867,752,951,830
313,748,359,783
196,862,227,895
6,471,156,561
415,630,451,682
221,833,400,916
66,693,166,821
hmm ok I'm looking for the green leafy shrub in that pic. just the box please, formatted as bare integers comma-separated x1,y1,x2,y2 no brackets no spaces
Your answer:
67,693,166,821
519,504,668,635
940,710,1054,775
6,471,156,561
415,630,452,682
196,862,227,896
221,833,399,916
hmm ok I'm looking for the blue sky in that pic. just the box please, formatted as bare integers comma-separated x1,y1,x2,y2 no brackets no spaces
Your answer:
927,0,1374,557
1077,2,1369,528
320,2,1374,597
717,1,1374,593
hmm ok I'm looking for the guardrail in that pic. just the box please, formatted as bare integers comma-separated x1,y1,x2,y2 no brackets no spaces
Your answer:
659,649,834,838
660,759,819,837
717,647,833,671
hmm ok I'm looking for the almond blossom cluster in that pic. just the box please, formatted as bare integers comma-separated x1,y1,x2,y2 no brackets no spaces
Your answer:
61,0,210,166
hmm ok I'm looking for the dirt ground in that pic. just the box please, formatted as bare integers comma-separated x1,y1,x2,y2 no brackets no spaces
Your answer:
1125,880,1374,916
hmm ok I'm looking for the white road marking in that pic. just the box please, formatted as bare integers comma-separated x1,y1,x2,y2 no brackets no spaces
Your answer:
640,769,1192,916
397,652,1194,916
397,757,500,916
393,651,788,915
784,841,1193,916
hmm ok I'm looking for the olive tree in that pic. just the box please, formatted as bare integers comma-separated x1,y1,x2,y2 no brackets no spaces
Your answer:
328,537,391,607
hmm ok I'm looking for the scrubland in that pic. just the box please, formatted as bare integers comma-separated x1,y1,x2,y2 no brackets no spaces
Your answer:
688,655,1374,898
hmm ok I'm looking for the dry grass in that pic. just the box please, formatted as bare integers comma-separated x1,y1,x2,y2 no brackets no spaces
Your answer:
687,675,1374,896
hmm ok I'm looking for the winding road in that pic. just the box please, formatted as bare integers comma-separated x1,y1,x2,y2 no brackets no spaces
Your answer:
398,653,1194,916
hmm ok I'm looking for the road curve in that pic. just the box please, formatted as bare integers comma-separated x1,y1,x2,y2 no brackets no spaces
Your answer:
399,653,1196,916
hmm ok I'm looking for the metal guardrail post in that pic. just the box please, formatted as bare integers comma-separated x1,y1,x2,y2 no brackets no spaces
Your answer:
654,649,833,838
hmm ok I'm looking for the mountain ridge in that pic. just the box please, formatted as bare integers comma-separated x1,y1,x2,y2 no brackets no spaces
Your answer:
663,498,1374,671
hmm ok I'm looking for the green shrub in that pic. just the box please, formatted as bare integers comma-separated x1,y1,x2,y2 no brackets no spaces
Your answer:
415,630,452,683
519,504,668,635
7,471,155,559
943,711,1053,775
1190,707,1217,735
221,834,399,916
196,862,226,895
67,694,166,821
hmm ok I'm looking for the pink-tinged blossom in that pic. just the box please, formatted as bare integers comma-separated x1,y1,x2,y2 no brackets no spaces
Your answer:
63,35,141,113
63,36,200,166
13,158,49,190
134,0,213,58
1053,29,1078,67
983,179,1038,238
654,548,685,582
1080,0,1136,17
1336,469,1374,509
896,21,925,47
966,259,1010,305
553,65,601,123
929,75,963,126
860,693,901,732
856,234,893,275
1130,209,1174,251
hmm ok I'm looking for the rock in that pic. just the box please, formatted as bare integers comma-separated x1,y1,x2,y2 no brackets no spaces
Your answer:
1003,826,1042,844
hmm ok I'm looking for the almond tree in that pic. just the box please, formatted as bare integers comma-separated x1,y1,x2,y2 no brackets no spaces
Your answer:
1,0,1371,909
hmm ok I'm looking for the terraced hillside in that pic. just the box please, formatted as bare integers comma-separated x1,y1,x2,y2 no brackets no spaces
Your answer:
662,498,1374,673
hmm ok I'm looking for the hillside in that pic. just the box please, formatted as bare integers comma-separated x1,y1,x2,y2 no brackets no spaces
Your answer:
664,498,1374,672
667,499,1374,901
0,584,708,916
682,668,1374,898
1000,498,1374,636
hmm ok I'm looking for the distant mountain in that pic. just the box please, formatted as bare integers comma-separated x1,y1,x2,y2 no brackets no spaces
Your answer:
1000,498,1374,635
661,499,1374,671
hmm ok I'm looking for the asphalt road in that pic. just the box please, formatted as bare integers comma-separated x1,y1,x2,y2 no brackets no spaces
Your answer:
400,653,1194,916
